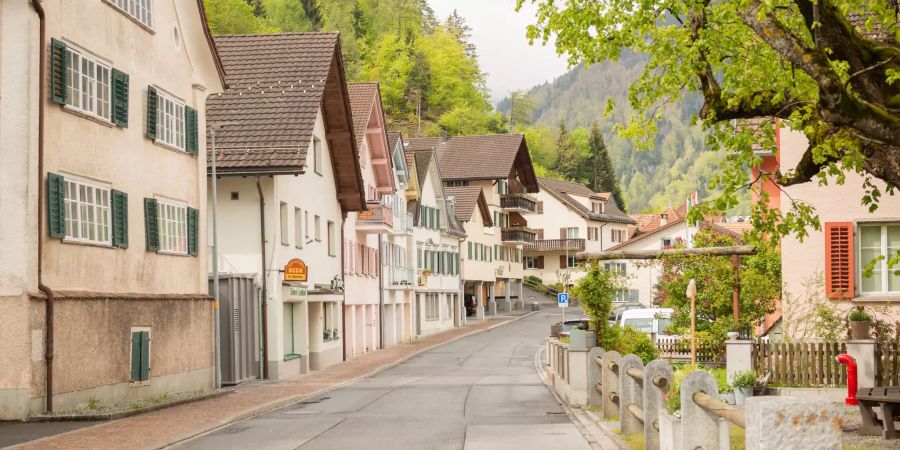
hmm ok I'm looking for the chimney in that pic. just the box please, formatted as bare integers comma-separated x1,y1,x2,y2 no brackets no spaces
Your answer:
660,213,668,226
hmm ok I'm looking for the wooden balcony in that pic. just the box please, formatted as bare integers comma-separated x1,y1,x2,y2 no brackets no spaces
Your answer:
524,238,586,252
356,200,393,234
501,226,536,245
500,193,537,214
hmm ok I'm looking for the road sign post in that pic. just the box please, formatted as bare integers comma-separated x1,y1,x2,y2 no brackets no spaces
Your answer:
558,292,569,324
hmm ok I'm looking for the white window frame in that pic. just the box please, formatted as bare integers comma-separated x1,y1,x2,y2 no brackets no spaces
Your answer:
314,215,322,241
605,262,627,275
155,90,186,151
327,221,336,256
280,202,289,246
566,227,579,239
313,137,323,175
613,289,629,303
610,229,625,243
592,201,605,214
157,198,188,255
525,256,540,269
425,294,440,321
857,222,900,296
64,46,112,122
63,176,112,245
108,0,154,29
294,208,303,249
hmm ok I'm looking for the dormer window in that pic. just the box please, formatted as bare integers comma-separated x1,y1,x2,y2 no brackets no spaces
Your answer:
592,201,605,214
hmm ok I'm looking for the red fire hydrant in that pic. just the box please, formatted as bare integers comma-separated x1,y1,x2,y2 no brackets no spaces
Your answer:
836,353,859,405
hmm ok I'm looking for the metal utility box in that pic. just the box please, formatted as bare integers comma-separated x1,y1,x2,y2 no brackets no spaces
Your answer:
209,274,260,385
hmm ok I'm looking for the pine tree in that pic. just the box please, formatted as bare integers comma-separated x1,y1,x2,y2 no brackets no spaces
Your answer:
244,0,264,16
301,0,322,30
507,91,534,129
553,123,582,181
587,122,625,212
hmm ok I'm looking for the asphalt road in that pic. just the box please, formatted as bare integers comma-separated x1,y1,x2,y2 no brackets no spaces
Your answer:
175,302,592,450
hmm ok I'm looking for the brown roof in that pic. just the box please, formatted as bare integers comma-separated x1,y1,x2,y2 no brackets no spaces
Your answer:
408,134,539,192
537,178,634,224
605,218,687,252
445,186,491,226
347,82,378,149
387,132,402,152
206,33,364,211
629,206,688,236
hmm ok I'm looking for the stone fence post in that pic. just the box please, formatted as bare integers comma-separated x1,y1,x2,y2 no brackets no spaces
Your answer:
745,397,843,449
726,339,754,383
566,347,590,406
619,355,644,435
601,351,622,419
846,340,877,387
680,371,720,450
644,360,674,450
588,347,604,410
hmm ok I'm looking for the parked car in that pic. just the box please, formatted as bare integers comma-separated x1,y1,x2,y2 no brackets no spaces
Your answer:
559,317,590,338
464,294,477,317
608,303,643,326
618,308,675,341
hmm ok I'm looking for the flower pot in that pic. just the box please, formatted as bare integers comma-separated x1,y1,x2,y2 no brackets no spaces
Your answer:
850,320,871,340
734,386,753,405
658,409,682,450
550,323,562,338
569,329,596,350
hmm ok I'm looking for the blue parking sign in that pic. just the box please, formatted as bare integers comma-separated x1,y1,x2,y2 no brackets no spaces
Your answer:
557,292,569,307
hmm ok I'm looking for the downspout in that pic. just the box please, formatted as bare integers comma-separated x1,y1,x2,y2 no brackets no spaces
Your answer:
256,177,269,379
31,0,56,414
378,233,384,349
340,216,346,361
599,223,607,251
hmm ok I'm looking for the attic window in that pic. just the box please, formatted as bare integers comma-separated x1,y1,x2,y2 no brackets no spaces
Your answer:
592,201,605,214
230,192,239,200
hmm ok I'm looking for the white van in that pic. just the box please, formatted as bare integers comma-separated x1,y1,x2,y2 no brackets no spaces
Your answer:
618,308,675,340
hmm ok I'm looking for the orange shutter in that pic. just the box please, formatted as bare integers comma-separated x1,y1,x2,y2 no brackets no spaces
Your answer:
560,255,567,269
825,222,854,299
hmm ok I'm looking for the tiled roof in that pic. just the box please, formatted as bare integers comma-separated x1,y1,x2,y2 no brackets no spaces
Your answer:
408,134,539,192
537,177,634,224
605,218,687,252
387,132,402,151
206,33,338,171
629,206,687,236
413,151,433,180
347,82,378,149
444,186,486,224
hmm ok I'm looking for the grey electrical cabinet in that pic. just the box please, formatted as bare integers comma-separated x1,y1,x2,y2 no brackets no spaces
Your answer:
209,274,260,385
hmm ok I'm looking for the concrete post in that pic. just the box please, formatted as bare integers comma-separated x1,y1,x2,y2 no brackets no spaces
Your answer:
644,360,674,450
516,279,525,310
745,397,842,450
475,281,485,320
601,350,622,419
680,371,720,450
846,340,877,387
726,339,754,384
588,347,605,410
503,280,511,312
488,282,497,316
567,348,590,406
619,354,644,435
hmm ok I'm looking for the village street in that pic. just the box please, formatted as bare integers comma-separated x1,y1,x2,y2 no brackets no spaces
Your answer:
172,303,594,450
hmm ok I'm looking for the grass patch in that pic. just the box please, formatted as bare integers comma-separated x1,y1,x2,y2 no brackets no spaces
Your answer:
620,433,643,450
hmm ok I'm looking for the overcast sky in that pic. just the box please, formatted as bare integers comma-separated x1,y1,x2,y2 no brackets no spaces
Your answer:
428,0,570,103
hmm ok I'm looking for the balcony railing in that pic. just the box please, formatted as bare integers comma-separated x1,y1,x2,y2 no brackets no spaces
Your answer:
392,211,413,234
524,238,586,252
385,266,415,288
500,193,537,213
357,200,393,232
501,226,536,244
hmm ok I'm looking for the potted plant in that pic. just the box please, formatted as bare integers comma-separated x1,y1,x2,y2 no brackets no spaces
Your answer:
323,328,333,341
332,328,340,340
731,370,758,405
659,389,683,450
569,323,596,350
849,306,872,340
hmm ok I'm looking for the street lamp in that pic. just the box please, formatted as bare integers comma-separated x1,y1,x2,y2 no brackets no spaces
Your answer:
209,121,237,389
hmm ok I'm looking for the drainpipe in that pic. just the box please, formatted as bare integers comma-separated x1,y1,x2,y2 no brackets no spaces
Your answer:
599,223,607,251
30,0,56,414
340,216,346,361
378,233,384,349
256,177,269,379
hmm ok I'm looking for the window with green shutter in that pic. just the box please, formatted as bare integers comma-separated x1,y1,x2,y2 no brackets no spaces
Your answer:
417,248,423,268
130,330,150,382
146,86,158,139
47,173,66,238
436,209,441,229
467,241,472,259
111,190,128,248
187,207,199,255
144,198,159,251
49,39,67,105
111,69,129,127
185,106,198,154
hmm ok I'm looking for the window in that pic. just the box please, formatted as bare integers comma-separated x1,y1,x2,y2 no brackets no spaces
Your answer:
313,137,323,175
63,178,112,245
283,303,299,358
314,215,321,241
109,0,153,28
327,221,336,256
657,317,672,335
294,208,303,248
660,237,673,248
425,294,440,320
304,211,310,238
611,229,625,243
130,329,150,382
497,179,508,195
446,180,469,187
157,200,188,254
592,201,605,214
623,318,653,333
561,255,577,269
566,227,579,239
613,289,628,303
858,223,900,294
604,262,627,275
525,256,540,269
155,91,186,150
280,202,289,246
65,47,112,121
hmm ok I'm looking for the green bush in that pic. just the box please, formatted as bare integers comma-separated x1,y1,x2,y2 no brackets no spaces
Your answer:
849,306,871,322
731,370,758,388
600,325,659,364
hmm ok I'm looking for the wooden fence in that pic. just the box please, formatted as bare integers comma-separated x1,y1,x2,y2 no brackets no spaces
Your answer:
751,342,847,387
876,342,900,386
656,338,725,366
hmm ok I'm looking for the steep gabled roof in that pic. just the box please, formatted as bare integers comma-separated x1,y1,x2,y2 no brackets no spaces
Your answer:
347,82,395,192
206,32,365,212
194,0,227,87
444,186,492,227
537,177,634,224
605,218,687,252
408,134,539,192
347,82,378,149
387,132,402,152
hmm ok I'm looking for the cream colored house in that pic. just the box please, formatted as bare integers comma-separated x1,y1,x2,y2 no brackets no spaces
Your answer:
0,0,224,419
342,82,398,359
405,145,466,336
523,178,634,286
409,135,539,317
206,33,364,379
773,128,900,338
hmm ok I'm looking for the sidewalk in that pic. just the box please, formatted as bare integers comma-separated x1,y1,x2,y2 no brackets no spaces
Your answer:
8,314,528,450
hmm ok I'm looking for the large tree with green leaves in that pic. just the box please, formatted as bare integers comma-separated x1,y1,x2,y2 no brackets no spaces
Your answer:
552,123,584,180
517,0,899,243
586,122,625,210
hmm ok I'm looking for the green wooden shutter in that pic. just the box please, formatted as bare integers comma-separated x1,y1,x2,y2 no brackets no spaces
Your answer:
47,173,66,238
436,209,441,229
111,190,128,248
146,87,158,139
144,198,159,251
187,207,199,256
185,106,198,154
49,39,67,105
417,248,423,268
111,69,129,127
139,331,150,381
130,331,142,381
468,241,472,259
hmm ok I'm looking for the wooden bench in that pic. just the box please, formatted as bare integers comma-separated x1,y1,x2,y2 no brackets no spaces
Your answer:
858,387,900,440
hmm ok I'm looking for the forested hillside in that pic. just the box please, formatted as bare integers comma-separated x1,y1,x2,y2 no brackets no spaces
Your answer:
203,0,505,137
500,53,742,214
